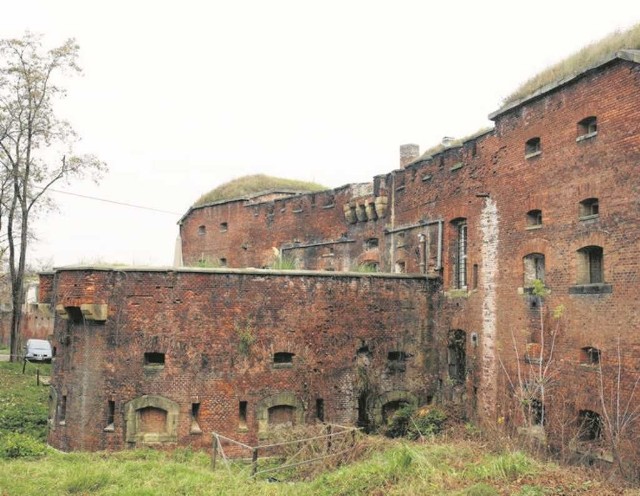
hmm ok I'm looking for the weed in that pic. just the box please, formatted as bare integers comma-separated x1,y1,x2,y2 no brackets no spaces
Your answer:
464,483,500,496
0,432,46,458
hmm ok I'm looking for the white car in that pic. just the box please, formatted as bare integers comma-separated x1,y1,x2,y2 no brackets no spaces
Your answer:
24,339,52,362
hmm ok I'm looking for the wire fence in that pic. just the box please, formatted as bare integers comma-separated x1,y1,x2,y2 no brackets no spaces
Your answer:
211,423,362,479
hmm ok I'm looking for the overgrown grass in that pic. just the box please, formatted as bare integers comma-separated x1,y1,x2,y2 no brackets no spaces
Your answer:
0,361,50,441
269,255,297,270
193,174,328,207
503,22,640,105
0,362,629,495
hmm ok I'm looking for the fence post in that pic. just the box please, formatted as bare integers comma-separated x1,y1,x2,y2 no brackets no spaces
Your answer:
251,447,258,476
211,434,218,471
22,359,27,374
36,368,40,386
326,424,333,452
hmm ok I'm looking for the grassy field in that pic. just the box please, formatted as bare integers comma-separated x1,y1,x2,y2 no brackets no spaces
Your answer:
0,361,637,495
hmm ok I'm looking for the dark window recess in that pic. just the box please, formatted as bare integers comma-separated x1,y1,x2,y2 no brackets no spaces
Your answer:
395,261,406,274
526,209,542,227
219,258,228,267
190,402,202,433
579,198,599,218
578,116,597,137
107,400,115,426
472,264,479,290
66,306,84,324
581,346,601,365
525,137,541,157
220,222,228,232
577,246,604,284
198,225,206,236
387,351,407,362
239,401,248,428
144,352,165,367
578,410,602,441
364,238,379,249
530,398,545,426
448,330,466,384
273,352,294,364
60,395,67,422
316,399,325,422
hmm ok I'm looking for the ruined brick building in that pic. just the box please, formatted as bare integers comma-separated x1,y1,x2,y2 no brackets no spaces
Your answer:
42,49,640,457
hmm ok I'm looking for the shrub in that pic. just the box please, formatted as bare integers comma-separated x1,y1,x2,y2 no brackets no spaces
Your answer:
384,404,447,440
0,432,46,458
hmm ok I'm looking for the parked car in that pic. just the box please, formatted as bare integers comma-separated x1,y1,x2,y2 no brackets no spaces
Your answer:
24,339,52,362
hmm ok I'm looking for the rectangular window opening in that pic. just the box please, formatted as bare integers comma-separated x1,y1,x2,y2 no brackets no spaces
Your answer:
60,395,67,424
239,401,248,429
144,352,165,367
220,222,228,232
316,399,325,422
107,400,115,426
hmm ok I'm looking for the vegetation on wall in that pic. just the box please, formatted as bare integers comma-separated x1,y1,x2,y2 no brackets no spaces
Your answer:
193,174,328,207
503,22,640,105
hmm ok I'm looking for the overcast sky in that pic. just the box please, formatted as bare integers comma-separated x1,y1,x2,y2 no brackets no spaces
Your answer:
1,0,638,268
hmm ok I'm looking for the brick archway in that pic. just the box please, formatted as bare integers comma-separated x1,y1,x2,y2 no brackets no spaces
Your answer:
256,392,305,438
373,391,418,427
124,395,179,445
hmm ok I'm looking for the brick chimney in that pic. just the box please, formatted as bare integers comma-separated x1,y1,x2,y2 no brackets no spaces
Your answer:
400,144,419,168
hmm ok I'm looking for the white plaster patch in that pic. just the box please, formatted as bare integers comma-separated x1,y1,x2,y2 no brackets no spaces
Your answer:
480,198,499,419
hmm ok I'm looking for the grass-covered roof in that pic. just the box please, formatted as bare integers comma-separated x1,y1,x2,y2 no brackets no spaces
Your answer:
503,22,640,106
193,174,328,207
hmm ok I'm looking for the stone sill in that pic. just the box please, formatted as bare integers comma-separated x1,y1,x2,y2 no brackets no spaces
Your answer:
422,174,432,182
525,150,542,159
104,424,115,432
59,420,66,426
272,363,293,369
568,283,612,295
525,225,542,231
449,162,464,172
517,286,549,295
322,204,335,209
395,185,406,192
576,131,597,143
237,426,248,433
579,214,599,221
292,209,303,214
445,289,469,299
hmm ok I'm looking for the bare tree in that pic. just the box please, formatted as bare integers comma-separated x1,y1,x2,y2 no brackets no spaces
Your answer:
499,280,564,432
0,33,106,361
597,337,640,479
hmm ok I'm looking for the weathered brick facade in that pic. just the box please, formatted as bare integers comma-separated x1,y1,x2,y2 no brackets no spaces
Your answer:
44,268,432,451
46,51,640,456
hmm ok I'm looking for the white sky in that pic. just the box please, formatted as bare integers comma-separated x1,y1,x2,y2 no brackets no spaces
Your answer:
1,0,638,267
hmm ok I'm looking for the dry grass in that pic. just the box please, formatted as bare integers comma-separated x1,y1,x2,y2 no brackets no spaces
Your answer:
193,174,327,207
503,22,640,105
415,127,493,163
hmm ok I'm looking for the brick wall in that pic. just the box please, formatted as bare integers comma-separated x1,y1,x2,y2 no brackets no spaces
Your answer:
48,268,431,451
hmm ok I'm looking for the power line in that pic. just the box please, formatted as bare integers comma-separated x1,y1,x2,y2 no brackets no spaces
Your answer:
47,188,183,216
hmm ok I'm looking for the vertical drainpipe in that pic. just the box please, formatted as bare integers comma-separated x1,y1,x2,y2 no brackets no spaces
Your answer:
390,172,396,270
418,233,426,274
436,220,443,271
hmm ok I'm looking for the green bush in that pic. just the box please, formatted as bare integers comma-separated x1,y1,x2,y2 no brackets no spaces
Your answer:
0,432,46,458
384,404,447,439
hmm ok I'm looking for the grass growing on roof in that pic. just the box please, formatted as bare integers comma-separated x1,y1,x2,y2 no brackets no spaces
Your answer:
503,22,640,105
193,174,328,207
